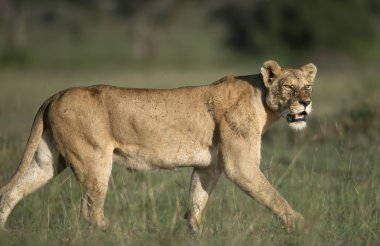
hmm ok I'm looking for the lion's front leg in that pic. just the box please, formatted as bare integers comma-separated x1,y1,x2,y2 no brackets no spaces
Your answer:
220,127,303,231
226,166,304,231
186,164,222,232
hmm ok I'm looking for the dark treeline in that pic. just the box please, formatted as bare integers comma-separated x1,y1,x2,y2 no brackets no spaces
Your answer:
0,0,379,66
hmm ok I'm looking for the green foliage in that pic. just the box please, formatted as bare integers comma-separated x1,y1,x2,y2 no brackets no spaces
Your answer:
214,0,376,56
1,0,379,67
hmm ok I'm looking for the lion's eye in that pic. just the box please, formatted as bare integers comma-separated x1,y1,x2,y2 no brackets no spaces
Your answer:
304,85,312,90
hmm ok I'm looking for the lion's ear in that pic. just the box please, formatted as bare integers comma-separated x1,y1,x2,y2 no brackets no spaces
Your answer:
301,63,317,83
261,60,282,88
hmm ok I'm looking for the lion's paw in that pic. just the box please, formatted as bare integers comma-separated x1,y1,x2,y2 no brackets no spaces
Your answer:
285,211,304,233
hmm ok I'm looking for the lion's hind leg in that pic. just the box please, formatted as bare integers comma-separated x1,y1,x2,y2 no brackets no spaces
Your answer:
66,146,113,230
0,131,66,229
186,163,222,232
79,165,112,231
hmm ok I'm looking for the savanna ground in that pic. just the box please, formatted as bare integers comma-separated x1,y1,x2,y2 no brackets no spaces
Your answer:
0,61,379,245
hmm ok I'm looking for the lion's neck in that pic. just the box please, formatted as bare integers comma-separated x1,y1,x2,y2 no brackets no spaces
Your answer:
236,74,281,130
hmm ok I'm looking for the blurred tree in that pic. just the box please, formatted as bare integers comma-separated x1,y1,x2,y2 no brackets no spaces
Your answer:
369,0,380,14
1,0,27,64
0,0,180,63
0,0,378,66
213,0,376,56
115,0,179,59
0,0,102,65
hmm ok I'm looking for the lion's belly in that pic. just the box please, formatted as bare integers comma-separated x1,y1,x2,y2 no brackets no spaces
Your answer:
112,145,215,171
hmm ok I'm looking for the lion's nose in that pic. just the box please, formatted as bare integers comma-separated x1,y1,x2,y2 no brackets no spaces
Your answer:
299,100,311,107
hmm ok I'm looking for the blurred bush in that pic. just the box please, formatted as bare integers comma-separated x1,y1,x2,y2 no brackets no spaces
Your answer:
213,0,378,56
338,101,380,137
0,0,379,67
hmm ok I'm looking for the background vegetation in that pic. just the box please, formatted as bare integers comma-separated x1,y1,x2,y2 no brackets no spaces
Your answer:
0,0,379,245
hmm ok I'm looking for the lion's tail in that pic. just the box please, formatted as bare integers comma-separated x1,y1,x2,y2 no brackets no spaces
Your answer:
0,97,54,195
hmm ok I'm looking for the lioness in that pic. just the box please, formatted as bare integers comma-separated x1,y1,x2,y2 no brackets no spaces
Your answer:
0,60,316,231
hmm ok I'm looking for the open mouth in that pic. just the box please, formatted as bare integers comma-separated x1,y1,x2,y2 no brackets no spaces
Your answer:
286,111,307,123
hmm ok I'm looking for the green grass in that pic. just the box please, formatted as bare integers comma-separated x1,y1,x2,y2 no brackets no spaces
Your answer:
0,65,379,245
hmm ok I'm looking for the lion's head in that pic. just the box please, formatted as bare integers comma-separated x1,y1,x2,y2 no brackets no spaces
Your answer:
261,60,317,130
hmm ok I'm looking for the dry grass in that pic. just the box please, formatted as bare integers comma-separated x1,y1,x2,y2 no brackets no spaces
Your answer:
0,65,379,245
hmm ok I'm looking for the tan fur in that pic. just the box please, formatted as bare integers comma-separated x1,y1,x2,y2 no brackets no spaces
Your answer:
0,60,316,231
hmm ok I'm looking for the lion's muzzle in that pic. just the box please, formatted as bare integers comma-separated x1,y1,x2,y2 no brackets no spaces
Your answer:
286,111,307,123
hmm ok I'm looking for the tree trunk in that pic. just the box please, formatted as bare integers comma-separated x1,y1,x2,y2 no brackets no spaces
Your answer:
1,0,26,63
